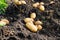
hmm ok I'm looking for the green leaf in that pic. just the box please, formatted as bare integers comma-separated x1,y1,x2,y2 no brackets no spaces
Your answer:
0,0,8,14
0,0,5,3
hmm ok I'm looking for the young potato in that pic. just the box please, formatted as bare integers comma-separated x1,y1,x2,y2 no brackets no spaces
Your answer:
38,5,45,11
14,0,26,5
1,19,9,24
33,2,39,8
21,1,26,4
50,1,55,4
37,25,42,30
26,22,38,32
24,18,34,23
40,2,44,5
0,21,6,27
30,13,36,19
14,1,22,5
35,20,43,25
17,1,22,5
13,0,18,2
13,0,18,4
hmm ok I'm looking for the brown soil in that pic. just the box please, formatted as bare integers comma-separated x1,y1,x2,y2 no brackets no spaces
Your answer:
0,0,60,40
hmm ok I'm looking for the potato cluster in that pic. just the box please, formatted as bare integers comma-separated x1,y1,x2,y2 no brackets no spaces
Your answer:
13,0,26,5
24,13,43,32
33,2,45,11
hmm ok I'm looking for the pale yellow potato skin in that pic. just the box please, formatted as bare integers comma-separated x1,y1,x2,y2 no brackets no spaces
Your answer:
21,1,26,4
30,13,36,19
33,2,39,8
38,5,45,11
37,25,42,30
1,19,9,24
24,18,34,23
35,21,43,25
0,21,6,26
13,0,26,5
40,2,44,5
26,22,37,32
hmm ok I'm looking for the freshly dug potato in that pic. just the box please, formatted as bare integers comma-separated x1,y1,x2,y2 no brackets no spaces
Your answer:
40,2,44,5
35,20,43,25
24,18,34,23
1,19,9,24
33,2,39,8
37,25,42,30
0,21,6,27
26,22,38,32
30,13,36,19
38,5,45,11
13,0,26,5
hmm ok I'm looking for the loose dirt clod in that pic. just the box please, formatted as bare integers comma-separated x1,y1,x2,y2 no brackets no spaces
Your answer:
10,30,15,35
30,13,36,19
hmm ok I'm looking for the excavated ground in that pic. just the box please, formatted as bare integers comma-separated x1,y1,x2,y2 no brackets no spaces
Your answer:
0,0,60,40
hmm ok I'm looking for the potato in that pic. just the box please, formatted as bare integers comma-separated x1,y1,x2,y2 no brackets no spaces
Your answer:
13,0,18,4
35,20,43,25
21,1,26,4
1,19,9,24
37,25,42,30
33,2,39,8
30,13,36,19
50,1,55,4
24,18,34,23
40,2,44,5
26,22,37,32
0,21,6,27
38,5,45,11
14,0,26,5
